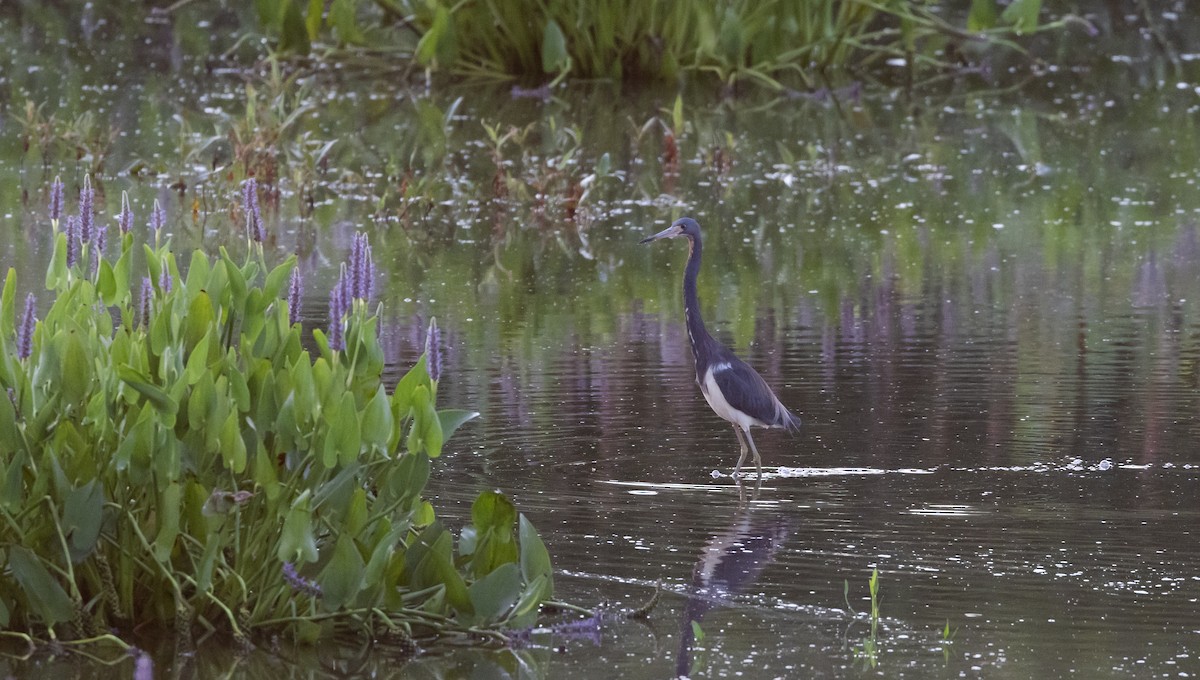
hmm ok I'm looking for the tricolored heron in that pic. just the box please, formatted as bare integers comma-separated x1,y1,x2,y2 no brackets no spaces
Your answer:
640,217,801,478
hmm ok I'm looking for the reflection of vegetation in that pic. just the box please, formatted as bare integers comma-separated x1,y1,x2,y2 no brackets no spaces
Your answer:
0,186,554,651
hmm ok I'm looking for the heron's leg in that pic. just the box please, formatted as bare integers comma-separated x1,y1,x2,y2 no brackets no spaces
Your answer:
732,424,750,477
744,427,763,480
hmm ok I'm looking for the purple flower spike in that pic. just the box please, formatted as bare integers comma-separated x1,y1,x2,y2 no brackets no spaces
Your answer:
365,244,376,303
288,267,302,326
150,198,166,236
49,176,64,223
118,191,133,235
282,562,323,598
133,649,154,680
349,233,366,300
425,317,441,382
95,225,108,259
243,178,264,243
159,266,172,295
65,215,80,267
139,277,153,328
79,175,94,244
328,267,349,352
17,294,35,360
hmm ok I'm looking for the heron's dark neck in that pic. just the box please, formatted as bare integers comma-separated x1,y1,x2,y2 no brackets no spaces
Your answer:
683,235,715,368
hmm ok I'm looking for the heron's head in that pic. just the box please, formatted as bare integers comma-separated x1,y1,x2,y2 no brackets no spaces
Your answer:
639,217,701,244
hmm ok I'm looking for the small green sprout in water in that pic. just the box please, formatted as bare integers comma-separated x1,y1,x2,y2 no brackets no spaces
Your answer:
852,568,881,669
691,620,705,642
940,618,958,662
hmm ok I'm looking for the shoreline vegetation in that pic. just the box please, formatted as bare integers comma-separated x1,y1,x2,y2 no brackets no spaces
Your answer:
0,178,557,659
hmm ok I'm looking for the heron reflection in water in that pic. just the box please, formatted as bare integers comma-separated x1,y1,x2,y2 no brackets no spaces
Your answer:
675,507,789,677
640,218,801,480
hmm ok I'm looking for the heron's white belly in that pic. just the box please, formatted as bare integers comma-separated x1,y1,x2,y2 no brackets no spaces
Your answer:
700,365,763,431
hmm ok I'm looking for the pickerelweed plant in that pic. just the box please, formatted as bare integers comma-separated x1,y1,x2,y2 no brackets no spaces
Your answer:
0,179,554,652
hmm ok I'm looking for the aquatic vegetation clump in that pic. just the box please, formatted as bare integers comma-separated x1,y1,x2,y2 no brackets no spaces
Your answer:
0,182,555,651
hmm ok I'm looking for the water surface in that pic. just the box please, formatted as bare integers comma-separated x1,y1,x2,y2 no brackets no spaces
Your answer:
3,15,1200,678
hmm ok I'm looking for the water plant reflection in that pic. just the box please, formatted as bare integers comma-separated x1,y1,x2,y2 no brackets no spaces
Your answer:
675,506,788,677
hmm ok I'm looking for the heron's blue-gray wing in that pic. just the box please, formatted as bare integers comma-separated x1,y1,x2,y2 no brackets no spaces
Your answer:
711,358,784,426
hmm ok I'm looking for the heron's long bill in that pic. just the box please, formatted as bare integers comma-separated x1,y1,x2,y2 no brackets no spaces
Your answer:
639,224,681,244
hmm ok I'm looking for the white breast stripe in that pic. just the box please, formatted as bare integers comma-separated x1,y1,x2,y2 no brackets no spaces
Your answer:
700,366,765,430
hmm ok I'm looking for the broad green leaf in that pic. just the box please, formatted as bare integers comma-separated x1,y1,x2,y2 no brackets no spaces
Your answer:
63,480,104,562
519,514,554,599
252,440,280,501
182,291,215,356
345,487,368,537
329,0,365,44
542,18,569,73
9,547,74,625
96,259,116,303
0,383,20,457
438,409,478,442
967,0,998,31
219,248,247,307
44,232,67,290
318,534,365,611
1001,0,1040,33
117,365,177,415
405,523,471,615
114,405,153,471
332,391,362,467
195,531,223,594
415,4,449,65
278,0,312,53
263,256,297,302
219,411,247,473
468,562,522,624
361,386,394,454
277,491,319,564
58,329,92,406
1,268,15,335
153,482,182,562
305,0,322,39
470,491,518,578
406,385,443,457
184,249,211,300
509,573,547,628
183,329,211,385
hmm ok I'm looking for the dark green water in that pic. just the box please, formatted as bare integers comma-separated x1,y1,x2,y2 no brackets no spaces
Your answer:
4,11,1200,679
